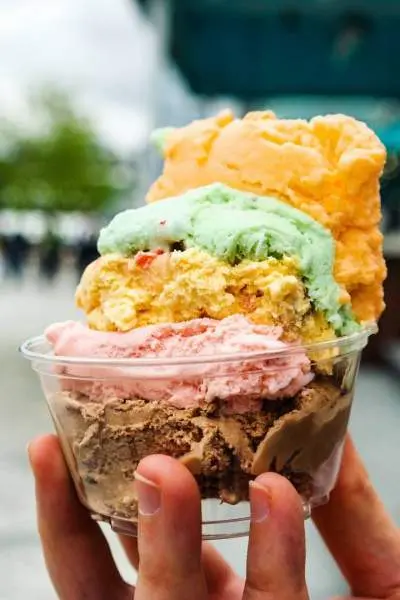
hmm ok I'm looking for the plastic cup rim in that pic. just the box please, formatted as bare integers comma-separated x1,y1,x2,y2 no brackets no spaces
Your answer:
19,322,378,369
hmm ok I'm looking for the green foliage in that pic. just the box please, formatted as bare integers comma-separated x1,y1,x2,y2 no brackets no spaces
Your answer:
0,88,132,213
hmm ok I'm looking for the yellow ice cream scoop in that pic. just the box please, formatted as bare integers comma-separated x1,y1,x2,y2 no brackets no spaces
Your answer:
76,247,334,344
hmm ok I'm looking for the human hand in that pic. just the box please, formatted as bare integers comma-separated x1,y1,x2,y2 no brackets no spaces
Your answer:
28,435,400,600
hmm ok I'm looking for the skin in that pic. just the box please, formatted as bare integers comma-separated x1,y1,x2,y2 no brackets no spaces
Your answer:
28,435,400,600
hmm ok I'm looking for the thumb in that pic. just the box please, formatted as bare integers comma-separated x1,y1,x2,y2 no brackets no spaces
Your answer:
243,473,309,600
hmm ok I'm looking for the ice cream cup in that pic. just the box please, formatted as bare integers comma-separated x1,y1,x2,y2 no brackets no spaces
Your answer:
21,324,376,540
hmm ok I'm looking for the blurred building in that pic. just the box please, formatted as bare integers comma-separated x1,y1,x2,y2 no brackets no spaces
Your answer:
138,1,400,97
136,0,400,211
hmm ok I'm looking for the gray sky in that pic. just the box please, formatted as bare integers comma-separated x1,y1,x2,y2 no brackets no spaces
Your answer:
0,0,159,153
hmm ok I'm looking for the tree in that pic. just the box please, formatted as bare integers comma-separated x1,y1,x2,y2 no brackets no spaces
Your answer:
0,87,133,213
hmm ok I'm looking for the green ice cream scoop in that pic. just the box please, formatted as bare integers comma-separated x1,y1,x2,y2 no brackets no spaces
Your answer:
98,183,358,334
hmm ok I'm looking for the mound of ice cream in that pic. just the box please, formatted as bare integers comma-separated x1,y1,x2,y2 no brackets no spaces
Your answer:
149,110,387,322
36,110,386,527
93,183,356,338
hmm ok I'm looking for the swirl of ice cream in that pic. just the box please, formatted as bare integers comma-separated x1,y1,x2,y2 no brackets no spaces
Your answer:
45,315,313,414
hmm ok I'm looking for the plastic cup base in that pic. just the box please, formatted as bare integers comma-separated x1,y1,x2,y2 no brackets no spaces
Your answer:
90,500,312,540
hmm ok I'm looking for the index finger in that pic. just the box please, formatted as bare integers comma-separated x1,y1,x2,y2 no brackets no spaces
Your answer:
312,436,400,598
134,455,208,600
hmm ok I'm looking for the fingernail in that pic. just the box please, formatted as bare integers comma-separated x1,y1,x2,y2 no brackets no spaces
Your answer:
134,472,161,516
250,481,270,523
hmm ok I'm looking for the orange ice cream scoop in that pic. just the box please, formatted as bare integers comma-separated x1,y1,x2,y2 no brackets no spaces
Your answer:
147,110,387,323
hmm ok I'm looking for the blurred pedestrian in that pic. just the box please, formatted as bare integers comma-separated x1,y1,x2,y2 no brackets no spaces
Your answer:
75,234,98,280
0,235,5,282
2,233,30,280
39,230,61,282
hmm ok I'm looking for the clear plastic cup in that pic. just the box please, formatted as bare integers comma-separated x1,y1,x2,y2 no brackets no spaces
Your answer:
21,325,375,539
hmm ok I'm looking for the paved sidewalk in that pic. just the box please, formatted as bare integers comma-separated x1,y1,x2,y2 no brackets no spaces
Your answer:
1,274,399,599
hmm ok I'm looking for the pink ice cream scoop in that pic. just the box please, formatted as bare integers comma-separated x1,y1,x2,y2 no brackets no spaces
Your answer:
46,315,313,413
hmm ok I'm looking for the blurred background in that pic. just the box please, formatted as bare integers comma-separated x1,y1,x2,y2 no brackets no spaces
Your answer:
1,1,399,598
